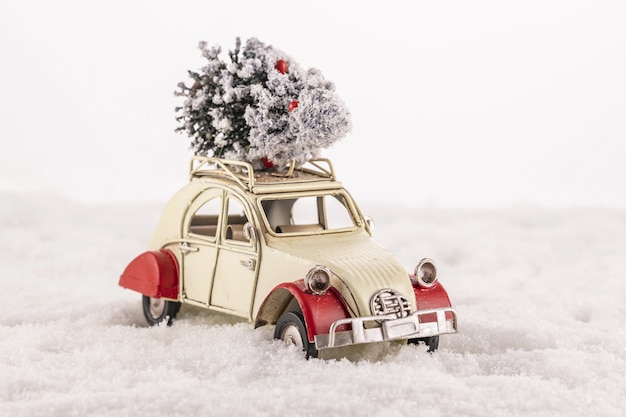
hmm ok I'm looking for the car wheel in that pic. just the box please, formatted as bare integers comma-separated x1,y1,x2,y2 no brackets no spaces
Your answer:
274,311,318,359
408,335,440,352
142,295,181,326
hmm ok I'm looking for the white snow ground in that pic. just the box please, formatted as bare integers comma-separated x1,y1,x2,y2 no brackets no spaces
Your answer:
1,193,625,417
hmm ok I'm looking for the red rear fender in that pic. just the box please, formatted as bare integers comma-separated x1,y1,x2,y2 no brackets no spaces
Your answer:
119,250,179,299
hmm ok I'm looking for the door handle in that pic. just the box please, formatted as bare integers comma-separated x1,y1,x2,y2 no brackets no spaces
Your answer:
240,259,256,271
179,242,199,253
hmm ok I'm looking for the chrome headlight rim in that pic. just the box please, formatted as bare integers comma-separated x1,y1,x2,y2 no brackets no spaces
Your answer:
304,265,333,295
414,258,438,288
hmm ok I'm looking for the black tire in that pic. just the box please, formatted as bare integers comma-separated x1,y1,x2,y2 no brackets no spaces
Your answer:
274,311,318,359
408,335,440,353
142,295,181,326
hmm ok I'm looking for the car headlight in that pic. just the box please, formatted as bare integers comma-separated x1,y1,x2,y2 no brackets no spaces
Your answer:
304,265,332,295
415,258,438,288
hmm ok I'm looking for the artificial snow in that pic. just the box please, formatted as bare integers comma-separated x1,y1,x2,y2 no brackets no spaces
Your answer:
1,193,625,416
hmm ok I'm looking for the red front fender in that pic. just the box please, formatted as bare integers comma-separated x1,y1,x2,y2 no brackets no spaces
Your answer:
412,277,454,322
256,280,351,343
119,249,179,299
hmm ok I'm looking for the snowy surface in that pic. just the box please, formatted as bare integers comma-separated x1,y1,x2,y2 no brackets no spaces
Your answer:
1,193,625,416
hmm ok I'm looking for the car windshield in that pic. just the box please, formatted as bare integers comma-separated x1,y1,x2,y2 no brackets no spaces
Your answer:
260,192,357,235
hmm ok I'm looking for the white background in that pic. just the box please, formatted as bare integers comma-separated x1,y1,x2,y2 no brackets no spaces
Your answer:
1,0,625,208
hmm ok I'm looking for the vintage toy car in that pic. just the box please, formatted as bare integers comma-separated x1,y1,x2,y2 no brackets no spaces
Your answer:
119,157,457,358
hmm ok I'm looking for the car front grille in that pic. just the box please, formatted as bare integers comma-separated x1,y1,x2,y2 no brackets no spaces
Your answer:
370,289,412,319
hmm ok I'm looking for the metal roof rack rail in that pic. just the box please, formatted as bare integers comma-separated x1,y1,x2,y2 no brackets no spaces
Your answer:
189,157,255,190
189,157,336,192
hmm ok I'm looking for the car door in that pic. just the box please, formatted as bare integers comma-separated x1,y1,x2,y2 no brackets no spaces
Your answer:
210,192,259,318
181,188,223,304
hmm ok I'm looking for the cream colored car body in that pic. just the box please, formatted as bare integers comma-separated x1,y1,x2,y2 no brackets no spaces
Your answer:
147,158,411,321
121,157,457,354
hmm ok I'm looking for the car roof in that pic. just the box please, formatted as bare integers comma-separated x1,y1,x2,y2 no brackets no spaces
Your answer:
188,157,344,194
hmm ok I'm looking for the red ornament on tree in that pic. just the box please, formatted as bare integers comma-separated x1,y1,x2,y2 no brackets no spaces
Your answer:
261,157,274,169
288,100,299,112
275,59,288,74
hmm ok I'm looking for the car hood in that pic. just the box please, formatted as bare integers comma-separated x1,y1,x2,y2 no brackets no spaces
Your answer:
267,232,415,317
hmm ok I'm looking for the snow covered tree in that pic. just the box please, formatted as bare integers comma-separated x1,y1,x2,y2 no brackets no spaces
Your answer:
175,37,351,169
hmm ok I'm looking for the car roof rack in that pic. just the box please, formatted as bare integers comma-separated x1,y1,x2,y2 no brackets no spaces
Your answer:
189,157,336,192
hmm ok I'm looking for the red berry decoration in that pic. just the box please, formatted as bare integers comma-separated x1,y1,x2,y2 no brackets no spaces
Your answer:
261,157,274,168
288,100,299,112
275,59,288,74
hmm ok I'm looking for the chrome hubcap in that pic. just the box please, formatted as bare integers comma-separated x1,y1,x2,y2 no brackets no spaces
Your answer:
281,324,304,349
149,297,165,319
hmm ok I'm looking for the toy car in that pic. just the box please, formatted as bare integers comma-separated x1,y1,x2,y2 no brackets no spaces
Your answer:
119,157,457,358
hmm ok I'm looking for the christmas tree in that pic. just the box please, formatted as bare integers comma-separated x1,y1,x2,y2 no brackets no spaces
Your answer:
175,37,351,169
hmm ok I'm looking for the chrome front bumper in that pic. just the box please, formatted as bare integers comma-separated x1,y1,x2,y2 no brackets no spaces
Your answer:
314,308,458,350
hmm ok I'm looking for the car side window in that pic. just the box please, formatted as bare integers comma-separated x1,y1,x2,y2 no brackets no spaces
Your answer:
189,196,222,238
224,197,251,243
